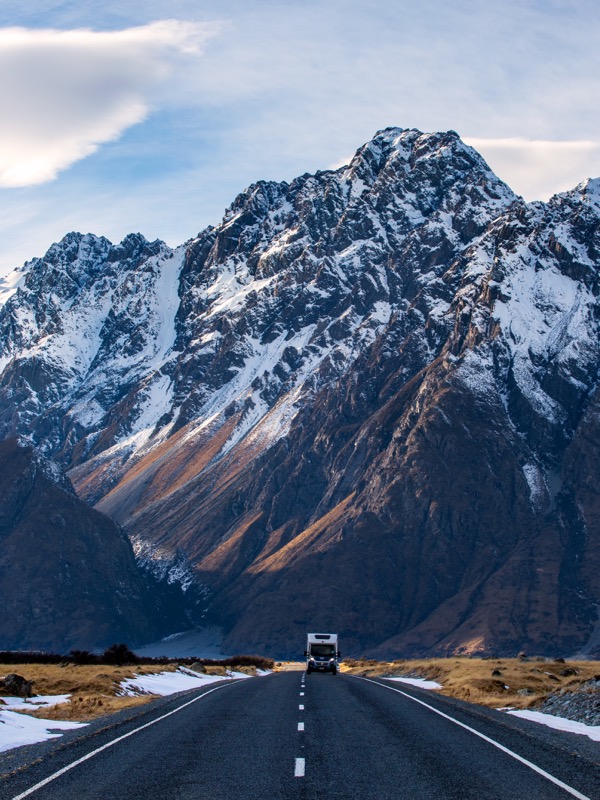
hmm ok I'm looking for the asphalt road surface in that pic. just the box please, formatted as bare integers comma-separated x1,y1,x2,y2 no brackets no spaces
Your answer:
1,671,599,799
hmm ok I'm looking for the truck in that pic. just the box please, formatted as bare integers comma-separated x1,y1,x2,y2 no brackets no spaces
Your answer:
304,632,341,674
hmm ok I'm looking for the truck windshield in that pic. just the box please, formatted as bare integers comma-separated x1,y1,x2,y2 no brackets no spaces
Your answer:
310,644,336,657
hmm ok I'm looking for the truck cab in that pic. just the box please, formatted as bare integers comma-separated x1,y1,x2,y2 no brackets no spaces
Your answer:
304,632,341,674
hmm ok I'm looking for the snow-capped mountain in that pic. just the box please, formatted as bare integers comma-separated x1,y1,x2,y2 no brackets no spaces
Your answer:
0,129,514,470
0,128,598,657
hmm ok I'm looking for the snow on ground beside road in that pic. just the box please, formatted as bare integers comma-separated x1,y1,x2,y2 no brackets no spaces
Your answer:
387,677,443,690
0,708,85,753
506,709,600,742
0,669,267,753
119,667,254,697
1,694,71,711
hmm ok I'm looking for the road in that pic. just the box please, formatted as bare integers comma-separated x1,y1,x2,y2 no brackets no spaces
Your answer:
1,671,599,799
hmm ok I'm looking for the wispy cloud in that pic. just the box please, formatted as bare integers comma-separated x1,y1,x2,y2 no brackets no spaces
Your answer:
464,138,600,200
0,20,218,187
1,2,600,275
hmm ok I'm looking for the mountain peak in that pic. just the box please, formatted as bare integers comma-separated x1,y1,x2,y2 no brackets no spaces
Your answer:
342,128,515,213
575,176,600,210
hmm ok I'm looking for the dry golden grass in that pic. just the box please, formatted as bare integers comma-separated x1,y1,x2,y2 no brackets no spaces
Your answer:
202,665,228,676
6,656,597,723
0,662,262,722
228,665,260,676
0,662,180,721
30,695,154,721
0,662,178,697
342,657,600,710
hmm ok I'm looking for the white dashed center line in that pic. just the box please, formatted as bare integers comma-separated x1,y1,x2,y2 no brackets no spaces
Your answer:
296,681,307,776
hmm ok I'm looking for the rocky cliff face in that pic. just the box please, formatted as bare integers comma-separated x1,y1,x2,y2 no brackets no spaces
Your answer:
0,127,598,657
0,439,186,652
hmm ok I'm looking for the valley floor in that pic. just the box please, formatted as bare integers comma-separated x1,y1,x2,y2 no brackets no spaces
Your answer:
2,670,599,800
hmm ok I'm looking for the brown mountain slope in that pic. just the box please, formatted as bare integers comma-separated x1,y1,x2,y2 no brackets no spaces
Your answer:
0,439,173,652
87,186,600,657
88,331,598,658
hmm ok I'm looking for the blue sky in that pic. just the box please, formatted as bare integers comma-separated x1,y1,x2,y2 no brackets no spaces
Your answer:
1,0,599,273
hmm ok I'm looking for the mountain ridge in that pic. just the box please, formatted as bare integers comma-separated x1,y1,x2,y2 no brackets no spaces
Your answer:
0,127,598,657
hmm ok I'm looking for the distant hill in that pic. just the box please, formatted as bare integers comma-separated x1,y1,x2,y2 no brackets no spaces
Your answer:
0,439,185,652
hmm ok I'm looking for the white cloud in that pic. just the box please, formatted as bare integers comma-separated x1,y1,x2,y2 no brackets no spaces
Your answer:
2,3,600,277
464,138,600,201
0,20,217,187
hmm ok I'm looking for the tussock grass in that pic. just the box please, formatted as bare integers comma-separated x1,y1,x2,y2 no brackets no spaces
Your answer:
202,665,228,676
0,662,177,698
0,659,266,722
341,657,600,710
30,695,154,721
196,664,261,676
0,662,176,722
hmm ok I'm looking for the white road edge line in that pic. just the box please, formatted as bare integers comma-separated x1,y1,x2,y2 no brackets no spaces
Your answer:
11,683,234,800
357,677,591,800
294,757,306,777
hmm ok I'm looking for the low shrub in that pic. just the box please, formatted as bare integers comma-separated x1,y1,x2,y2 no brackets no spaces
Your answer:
101,644,139,666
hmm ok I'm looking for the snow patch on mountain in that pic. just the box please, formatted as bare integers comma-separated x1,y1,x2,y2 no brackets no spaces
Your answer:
131,536,205,597
455,349,497,397
522,463,549,509
0,266,27,308
492,230,597,423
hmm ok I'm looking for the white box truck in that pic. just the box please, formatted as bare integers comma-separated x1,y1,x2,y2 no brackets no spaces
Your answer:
304,632,341,674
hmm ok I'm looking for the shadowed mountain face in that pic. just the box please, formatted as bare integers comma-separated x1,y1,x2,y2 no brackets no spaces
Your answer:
0,127,598,657
0,439,186,652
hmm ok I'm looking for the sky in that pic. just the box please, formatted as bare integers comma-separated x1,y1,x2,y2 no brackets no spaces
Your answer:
1,0,599,274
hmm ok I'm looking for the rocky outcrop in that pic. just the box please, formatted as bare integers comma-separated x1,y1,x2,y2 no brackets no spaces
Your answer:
538,678,600,726
0,128,598,657
0,674,33,697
